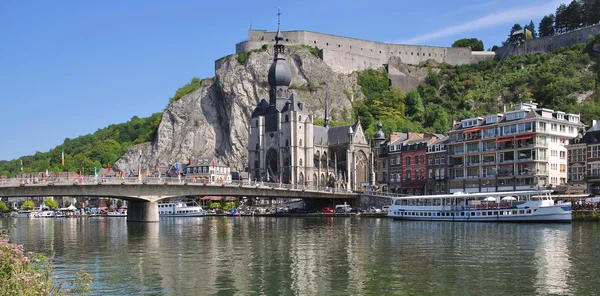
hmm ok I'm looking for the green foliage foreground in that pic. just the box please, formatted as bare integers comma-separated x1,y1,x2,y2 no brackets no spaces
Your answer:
1,226,93,295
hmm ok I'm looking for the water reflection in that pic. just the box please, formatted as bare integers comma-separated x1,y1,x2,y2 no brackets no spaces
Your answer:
2,217,597,295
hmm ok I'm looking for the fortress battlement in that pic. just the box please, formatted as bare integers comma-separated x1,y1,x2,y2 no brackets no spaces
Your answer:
233,29,488,74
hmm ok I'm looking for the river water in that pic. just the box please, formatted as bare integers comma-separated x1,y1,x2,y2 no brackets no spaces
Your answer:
2,217,600,295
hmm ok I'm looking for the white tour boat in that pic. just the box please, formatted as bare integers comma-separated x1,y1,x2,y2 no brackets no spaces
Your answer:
387,190,571,223
158,201,207,217
107,209,127,217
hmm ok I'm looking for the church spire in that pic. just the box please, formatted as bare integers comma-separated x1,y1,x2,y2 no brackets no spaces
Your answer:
274,7,284,59
324,88,330,129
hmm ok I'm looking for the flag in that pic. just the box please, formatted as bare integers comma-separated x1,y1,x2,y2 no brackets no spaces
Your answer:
108,162,111,173
20,159,23,171
211,159,215,169
61,147,65,166
175,162,179,174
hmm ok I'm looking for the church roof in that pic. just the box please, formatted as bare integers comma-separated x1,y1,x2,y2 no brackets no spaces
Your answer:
313,126,329,145
251,99,270,117
327,123,357,144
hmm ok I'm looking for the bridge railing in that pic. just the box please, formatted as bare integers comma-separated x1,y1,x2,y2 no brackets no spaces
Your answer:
0,177,354,194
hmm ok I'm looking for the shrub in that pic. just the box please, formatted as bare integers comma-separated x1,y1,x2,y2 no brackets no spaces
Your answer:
0,226,93,295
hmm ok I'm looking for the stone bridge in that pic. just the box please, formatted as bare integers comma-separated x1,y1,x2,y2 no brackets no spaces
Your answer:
0,177,358,222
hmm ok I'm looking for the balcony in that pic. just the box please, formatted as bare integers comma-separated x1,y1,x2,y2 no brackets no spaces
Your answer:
499,159,515,164
497,171,514,177
466,149,480,154
482,147,497,152
449,163,464,168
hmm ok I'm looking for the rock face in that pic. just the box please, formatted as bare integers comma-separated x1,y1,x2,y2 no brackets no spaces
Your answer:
114,46,363,173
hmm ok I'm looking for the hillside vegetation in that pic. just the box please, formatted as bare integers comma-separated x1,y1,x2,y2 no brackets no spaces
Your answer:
1,34,599,177
355,35,600,140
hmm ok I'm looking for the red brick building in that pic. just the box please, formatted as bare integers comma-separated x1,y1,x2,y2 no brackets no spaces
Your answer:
400,136,440,195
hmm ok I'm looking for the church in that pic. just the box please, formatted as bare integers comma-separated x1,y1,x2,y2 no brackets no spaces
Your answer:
248,21,372,191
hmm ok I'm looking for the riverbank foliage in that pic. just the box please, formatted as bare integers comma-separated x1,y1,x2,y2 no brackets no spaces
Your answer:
0,113,162,178
354,38,599,140
0,226,93,295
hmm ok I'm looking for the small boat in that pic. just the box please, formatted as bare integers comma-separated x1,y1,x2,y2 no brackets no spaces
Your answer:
12,210,37,218
158,201,206,217
107,209,127,217
387,190,571,223
38,210,56,218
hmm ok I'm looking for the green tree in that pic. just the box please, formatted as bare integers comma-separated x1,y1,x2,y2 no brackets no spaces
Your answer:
555,4,568,33
452,38,484,51
565,0,583,31
406,89,425,121
0,201,9,213
423,104,450,134
539,14,556,37
116,200,123,208
22,200,35,211
44,198,58,209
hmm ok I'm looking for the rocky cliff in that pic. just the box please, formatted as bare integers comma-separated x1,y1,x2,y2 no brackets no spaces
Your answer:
114,46,363,173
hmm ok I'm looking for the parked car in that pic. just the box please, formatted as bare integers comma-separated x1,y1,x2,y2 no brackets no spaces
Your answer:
335,205,352,213
366,206,381,213
321,207,335,213
351,207,364,213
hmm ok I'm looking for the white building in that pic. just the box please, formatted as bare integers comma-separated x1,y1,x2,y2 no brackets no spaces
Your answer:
447,101,584,193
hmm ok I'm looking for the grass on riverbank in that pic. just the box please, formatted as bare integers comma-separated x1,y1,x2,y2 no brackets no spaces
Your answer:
0,225,93,295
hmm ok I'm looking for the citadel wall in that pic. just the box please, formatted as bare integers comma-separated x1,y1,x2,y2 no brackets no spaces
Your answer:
495,24,600,59
234,30,484,74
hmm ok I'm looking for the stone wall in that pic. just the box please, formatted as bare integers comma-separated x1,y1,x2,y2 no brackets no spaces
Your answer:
496,24,600,59
231,30,492,74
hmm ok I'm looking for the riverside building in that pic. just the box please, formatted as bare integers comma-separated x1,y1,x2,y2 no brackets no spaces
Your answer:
447,101,584,193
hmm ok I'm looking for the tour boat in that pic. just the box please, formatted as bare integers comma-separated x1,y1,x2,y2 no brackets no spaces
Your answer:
158,201,207,217
387,190,571,223
107,209,127,217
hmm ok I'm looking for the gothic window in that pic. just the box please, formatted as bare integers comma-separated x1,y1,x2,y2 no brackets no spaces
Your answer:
285,115,289,122
299,139,303,146
300,158,303,166
298,103,303,110
254,160,259,169
277,88,283,97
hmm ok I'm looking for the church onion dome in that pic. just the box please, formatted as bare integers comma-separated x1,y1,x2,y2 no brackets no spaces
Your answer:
268,57,292,89
375,122,385,140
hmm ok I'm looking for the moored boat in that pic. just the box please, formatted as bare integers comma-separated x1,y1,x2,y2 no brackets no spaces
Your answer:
158,201,206,217
12,210,37,218
107,209,127,217
387,190,571,223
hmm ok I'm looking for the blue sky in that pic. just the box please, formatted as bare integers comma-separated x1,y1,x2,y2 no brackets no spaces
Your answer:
0,0,563,160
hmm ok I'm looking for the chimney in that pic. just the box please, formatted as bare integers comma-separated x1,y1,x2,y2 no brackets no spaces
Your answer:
503,105,506,113
593,120,597,127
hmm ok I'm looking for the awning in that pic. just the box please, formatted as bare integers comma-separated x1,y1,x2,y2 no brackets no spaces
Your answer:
495,138,512,143
462,128,480,133
513,135,534,141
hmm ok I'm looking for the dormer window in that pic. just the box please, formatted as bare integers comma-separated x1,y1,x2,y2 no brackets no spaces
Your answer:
486,116,497,124
506,111,525,121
